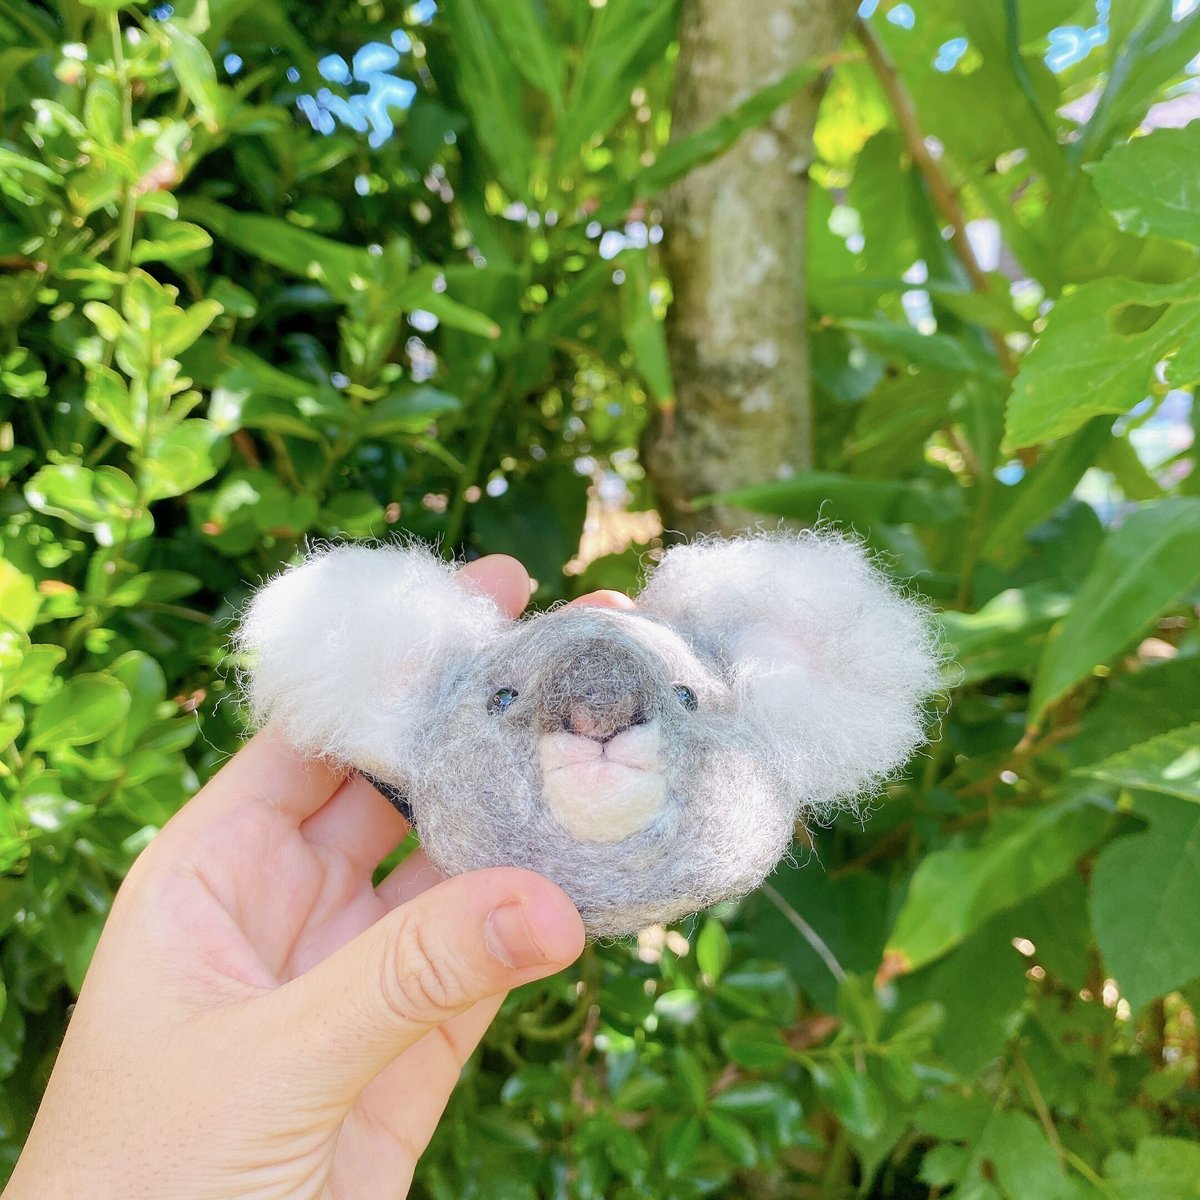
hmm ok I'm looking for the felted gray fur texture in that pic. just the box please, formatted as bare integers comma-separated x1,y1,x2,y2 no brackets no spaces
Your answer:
237,531,942,938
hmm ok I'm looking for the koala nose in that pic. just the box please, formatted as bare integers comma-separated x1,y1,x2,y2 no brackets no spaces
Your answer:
566,705,648,743
537,635,656,740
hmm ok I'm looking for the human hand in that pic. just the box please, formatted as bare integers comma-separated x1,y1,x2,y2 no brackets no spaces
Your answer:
5,556,617,1200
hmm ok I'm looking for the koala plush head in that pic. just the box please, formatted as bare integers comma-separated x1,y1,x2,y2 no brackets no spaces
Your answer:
237,532,941,937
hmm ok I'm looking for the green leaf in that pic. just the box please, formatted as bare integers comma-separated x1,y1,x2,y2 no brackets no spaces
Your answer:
718,962,799,1024
886,793,1113,972
83,77,121,145
24,465,152,545
695,918,732,982
718,1021,791,1069
157,298,223,359
661,1114,703,1178
704,1111,758,1168
671,1045,709,1110
1088,124,1200,245
553,0,676,172
0,348,47,400
849,131,917,281
843,372,950,476
610,1072,668,1112
926,281,1030,334
1011,873,1093,990
897,911,1026,1077
1004,277,1200,451
0,561,40,634
209,345,340,402
709,1081,796,1116
476,0,564,111
653,988,701,1024
207,277,257,319
596,60,823,223
84,365,141,448
473,1108,542,1152
1107,0,1165,54
391,262,499,338
162,20,221,130
361,388,461,436
440,2,534,198
745,866,889,1015
1076,724,1200,803
82,300,128,344
131,219,213,265
318,491,385,537
938,585,1071,686
1072,657,1200,767
983,417,1112,563
62,909,105,994
1029,499,1200,724
140,420,226,501
618,248,673,404
807,1056,884,1139
212,393,338,441
402,285,499,339
107,570,201,608
0,49,44,115
967,1109,1074,1200
1092,793,1200,1011
1081,5,1200,162
28,674,131,749
840,318,1001,377
699,471,962,530
4,644,66,700
182,199,377,304
1104,1136,1200,1200
0,148,61,208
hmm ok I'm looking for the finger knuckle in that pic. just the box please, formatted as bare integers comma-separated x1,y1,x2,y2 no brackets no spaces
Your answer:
379,915,464,1024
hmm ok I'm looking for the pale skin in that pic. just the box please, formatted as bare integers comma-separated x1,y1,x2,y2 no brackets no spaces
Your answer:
5,556,636,1200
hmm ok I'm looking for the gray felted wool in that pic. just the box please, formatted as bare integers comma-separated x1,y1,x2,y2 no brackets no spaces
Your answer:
237,531,942,938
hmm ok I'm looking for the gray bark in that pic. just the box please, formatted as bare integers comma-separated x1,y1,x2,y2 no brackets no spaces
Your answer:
644,0,857,538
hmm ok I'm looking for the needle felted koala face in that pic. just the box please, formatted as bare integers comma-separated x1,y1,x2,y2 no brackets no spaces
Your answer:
238,532,941,937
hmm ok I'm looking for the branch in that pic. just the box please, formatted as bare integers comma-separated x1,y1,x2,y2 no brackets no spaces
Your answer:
761,882,847,982
856,18,1017,378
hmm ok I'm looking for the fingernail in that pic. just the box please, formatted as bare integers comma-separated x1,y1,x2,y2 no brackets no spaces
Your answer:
486,901,548,969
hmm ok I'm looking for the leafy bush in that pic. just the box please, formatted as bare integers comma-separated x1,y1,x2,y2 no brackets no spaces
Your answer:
2,0,1199,1196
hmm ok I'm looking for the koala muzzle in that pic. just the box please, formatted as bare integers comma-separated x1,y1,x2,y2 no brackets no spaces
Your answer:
534,634,667,843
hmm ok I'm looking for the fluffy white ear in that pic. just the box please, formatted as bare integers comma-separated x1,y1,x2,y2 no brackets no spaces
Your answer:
236,543,505,781
637,531,942,815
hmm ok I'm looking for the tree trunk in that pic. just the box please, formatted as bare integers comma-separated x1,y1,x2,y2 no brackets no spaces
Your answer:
645,0,856,537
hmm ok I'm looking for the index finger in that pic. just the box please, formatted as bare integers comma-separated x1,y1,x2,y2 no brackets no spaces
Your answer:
569,588,636,610
457,554,533,619
158,728,348,843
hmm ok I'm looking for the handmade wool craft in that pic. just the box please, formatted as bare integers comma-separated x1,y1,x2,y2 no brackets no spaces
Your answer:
238,531,941,937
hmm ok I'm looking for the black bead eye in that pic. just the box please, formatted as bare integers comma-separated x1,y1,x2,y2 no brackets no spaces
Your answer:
488,686,519,714
673,684,698,711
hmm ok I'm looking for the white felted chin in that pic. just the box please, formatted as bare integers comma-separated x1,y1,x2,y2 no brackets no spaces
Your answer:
538,724,666,842
237,542,504,780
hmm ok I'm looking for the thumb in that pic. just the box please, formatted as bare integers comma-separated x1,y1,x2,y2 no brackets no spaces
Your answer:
257,868,584,1104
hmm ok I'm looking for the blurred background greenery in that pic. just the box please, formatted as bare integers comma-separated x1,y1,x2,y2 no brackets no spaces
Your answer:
2,0,1200,1195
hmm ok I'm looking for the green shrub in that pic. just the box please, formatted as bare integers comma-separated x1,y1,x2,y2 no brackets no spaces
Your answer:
2,1,1199,1195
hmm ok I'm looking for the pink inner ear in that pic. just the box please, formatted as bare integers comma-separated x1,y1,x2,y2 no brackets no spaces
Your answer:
732,625,824,679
